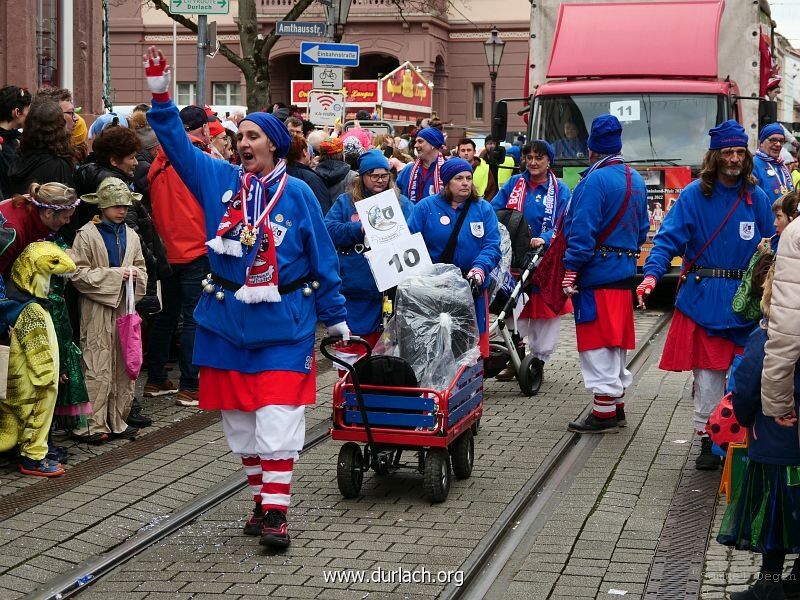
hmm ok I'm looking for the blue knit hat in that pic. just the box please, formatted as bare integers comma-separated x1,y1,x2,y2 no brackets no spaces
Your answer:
588,114,623,154
708,120,749,150
358,149,390,175
241,112,292,158
417,127,445,149
89,113,128,139
759,122,784,144
506,145,522,162
440,158,473,186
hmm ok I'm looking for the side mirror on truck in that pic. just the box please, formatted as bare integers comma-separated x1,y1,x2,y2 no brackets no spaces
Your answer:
492,101,508,145
758,100,778,130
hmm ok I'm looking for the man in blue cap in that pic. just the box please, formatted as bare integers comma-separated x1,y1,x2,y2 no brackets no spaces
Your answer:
396,126,445,203
638,119,774,469
754,122,794,203
561,114,649,435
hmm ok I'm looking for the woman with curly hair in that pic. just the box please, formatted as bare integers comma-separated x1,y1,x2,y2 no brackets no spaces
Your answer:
6,99,75,195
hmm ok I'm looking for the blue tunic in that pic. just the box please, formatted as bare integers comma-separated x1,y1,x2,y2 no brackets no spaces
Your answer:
563,163,650,289
643,178,774,345
408,194,502,335
396,161,438,204
490,172,572,246
753,154,794,204
325,192,413,335
146,98,347,374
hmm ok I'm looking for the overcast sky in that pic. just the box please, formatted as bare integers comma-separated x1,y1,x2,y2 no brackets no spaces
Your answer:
772,1,800,48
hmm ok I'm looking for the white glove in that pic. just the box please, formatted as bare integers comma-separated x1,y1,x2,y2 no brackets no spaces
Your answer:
143,46,171,95
327,321,350,341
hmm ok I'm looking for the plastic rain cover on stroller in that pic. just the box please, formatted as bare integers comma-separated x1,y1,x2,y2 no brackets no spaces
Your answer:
377,264,480,389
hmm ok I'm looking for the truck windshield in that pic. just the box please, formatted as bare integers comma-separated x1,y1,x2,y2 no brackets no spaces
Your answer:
533,93,727,166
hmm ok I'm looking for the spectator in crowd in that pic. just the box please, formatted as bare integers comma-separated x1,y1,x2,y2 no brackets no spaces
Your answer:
639,120,773,464
36,87,77,135
396,127,445,203
144,105,214,407
0,85,33,200
753,123,794,204
301,120,316,138
285,116,303,137
316,137,358,203
285,134,331,214
87,113,128,140
716,233,800,600
408,158,502,357
325,149,412,355
208,120,232,162
457,138,497,199
128,110,160,212
71,114,89,163
0,241,77,476
6,99,75,196
71,178,147,443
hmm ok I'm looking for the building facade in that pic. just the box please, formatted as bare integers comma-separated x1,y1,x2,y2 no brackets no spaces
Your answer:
108,0,530,135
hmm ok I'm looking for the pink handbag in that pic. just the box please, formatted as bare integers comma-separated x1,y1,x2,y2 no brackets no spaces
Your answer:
116,269,143,380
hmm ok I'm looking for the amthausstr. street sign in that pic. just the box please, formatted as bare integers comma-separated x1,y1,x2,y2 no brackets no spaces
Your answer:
169,0,229,15
299,42,360,67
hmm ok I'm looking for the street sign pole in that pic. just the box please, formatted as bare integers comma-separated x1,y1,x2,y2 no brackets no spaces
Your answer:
197,14,207,106
326,0,336,42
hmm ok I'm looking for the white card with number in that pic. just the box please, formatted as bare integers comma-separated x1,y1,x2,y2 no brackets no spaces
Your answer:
364,232,433,292
354,189,410,251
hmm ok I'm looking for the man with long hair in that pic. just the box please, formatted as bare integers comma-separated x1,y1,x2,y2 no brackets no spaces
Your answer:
638,120,774,469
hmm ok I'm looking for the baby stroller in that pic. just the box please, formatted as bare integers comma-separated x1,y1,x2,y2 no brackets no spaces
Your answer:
485,209,546,396
322,265,483,503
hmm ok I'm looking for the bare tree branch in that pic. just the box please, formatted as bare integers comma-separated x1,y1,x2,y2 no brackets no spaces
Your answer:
259,0,317,58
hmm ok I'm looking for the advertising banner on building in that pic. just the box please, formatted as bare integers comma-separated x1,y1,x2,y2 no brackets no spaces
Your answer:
291,80,379,107
379,61,433,119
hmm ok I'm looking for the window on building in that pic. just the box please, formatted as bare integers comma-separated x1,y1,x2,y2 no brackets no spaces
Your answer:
473,84,484,121
177,83,196,105
213,83,241,106
36,0,59,88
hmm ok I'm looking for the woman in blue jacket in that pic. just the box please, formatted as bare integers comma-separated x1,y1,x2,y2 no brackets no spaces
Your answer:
408,158,502,357
325,149,412,351
143,47,348,549
717,319,800,599
491,140,572,378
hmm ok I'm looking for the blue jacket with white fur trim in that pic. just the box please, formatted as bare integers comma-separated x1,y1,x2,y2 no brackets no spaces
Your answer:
147,98,346,374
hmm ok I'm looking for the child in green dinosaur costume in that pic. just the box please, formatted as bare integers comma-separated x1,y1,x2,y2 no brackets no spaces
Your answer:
0,241,77,476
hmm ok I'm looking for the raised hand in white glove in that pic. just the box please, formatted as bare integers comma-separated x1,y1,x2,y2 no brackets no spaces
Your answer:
327,321,350,341
143,46,171,95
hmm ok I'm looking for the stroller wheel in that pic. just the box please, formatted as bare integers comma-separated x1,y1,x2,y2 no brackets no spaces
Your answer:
518,355,544,396
337,443,364,498
470,418,481,436
424,448,451,502
451,430,474,480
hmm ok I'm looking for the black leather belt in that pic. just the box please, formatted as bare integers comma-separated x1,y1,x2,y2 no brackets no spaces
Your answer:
208,272,313,294
337,244,366,255
596,245,640,259
687,266,746,280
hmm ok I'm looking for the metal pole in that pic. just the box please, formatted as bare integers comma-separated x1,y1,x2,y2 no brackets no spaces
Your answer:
489,72,497,125
197,14,207,106
326,0,336,42
60,0,74,94
173,20,178,99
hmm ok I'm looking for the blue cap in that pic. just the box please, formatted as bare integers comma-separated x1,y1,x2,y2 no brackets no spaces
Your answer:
440,158,473,186
588,114,623,154
708,120,749,150
759,122,784,144
241,112,292,158
358,149,390,175
417,127,445,150
89,113,128,139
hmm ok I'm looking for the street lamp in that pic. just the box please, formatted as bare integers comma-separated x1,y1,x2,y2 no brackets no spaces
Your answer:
324,0,353,42
484,27,506,123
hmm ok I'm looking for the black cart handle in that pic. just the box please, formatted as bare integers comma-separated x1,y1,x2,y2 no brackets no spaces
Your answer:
319,336,372,372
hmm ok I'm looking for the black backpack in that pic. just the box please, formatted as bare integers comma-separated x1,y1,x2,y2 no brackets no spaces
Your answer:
496,209,532,269
354,355,419,396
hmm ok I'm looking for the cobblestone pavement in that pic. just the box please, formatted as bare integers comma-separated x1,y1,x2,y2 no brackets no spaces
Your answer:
60,312,664,600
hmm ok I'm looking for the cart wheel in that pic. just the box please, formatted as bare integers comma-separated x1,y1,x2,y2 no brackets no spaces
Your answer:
337,443,364,498
424,448,451,502
471,419,481,436
518,355,543,396
451,430,474,479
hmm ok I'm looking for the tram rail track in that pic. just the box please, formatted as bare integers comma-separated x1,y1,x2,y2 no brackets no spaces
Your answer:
26,311,671,600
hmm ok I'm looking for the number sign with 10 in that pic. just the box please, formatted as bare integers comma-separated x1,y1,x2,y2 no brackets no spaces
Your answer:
365,232,433,292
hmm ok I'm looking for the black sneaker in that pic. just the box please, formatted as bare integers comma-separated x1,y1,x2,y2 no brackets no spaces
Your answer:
567,414,619,434
695,436,722,471
616,407,627,427
259,509,290,549
731,575,785,600
111,426,139,441
126,405,153,428
243,504,263,536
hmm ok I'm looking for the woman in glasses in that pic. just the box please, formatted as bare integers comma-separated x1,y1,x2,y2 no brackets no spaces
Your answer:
325,149,413,350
